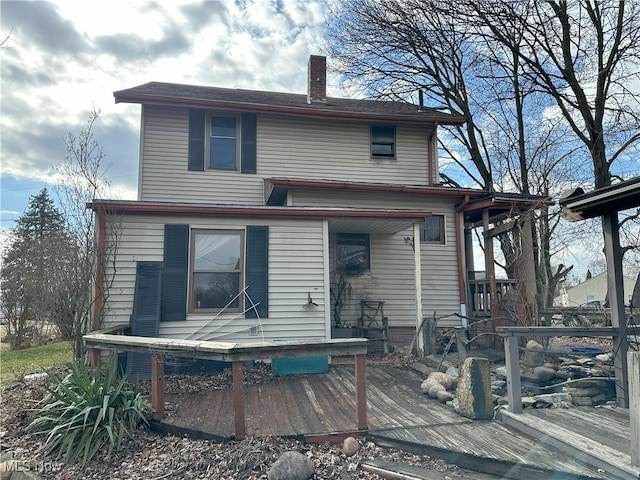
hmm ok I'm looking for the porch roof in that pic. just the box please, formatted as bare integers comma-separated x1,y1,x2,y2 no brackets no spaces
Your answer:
87,199,430,234
559,176,640,221
265,179,550,226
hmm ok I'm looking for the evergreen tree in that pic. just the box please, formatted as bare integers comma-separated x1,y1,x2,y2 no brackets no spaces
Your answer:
1,189,75,348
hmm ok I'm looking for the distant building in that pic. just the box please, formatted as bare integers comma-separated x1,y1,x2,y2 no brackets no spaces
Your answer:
554,272,635,307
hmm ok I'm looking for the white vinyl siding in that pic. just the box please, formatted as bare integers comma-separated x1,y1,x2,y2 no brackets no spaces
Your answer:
259,115,430,185
139,106,263,204
102,215,327,342
138,107,436,205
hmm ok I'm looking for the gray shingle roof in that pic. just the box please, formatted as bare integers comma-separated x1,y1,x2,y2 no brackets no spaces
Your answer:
114,81,465,124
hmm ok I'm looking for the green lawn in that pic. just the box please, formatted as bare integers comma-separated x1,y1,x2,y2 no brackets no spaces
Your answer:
0,341,73,383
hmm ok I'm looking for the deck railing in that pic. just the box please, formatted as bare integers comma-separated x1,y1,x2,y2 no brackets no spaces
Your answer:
496,325,640,469
469,279,517,314
83,327,368,440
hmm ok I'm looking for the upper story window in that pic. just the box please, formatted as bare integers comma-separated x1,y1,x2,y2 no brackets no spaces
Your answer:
208,114,239,170
336,233,370,275
371,125,396,158
420,215,445,244
191,230,244,312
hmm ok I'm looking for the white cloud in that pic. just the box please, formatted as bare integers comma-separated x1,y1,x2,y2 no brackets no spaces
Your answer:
0,0,334,230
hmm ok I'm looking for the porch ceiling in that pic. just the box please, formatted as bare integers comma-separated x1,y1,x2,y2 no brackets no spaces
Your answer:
328,217,417,235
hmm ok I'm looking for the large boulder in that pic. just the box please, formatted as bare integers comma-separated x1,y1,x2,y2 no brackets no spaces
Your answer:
267,451,315,480
456,357,494,420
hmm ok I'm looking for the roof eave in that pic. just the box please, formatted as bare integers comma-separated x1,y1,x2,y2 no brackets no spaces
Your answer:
113,92,466,126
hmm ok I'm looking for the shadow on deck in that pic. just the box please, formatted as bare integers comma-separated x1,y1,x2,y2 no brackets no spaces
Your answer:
151,363,632,480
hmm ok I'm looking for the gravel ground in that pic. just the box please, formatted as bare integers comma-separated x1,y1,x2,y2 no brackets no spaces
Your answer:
0,356,479,479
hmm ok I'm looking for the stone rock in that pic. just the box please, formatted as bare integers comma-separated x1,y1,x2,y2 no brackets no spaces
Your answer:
591,393,611,405
572,396,593,407
24,372,48,382
595,353,612,363
522,396,537,408
428,383,446,398
428,371,454,390
445,366,459,382
534,393,572,404
523,340,545,367
267,451,315,480
436,390,455,403
565,387,601,397
533,366,556,382
496,396,509,406
420,378,442,394
494,366,508,379
343,437,360,457
456,357,493,420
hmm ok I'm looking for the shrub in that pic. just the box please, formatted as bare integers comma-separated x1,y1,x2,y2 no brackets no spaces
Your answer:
27,358,152,465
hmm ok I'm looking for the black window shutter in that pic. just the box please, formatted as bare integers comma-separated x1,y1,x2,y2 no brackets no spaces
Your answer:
188,109,205,171
241,113,257,174
162,224,189,321
128,261,162,381
245,225,268,318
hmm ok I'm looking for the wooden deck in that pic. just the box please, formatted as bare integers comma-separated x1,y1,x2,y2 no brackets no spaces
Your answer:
153,364,627,479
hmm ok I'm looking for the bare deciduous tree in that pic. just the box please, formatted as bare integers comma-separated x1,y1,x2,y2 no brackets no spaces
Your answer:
327,0,640,312
54,109,121,360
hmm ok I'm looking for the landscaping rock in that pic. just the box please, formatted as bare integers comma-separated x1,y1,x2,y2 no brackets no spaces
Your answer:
572,396,593,407
533,366,555,382
445,366,459,382
343,437,360,457
428,383,446,398
267,451,315,480
420,378,442,394
493,366,509,379
427,371,454,390
436,390,455,403
523,340,545,367
534,393,572,405
456,357,493,420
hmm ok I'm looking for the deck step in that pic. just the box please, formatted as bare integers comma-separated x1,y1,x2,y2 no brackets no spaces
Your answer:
500,409,640,480
361,459,500,480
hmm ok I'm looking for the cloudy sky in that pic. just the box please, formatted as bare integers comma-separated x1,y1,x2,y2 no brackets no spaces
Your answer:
1,0,341,233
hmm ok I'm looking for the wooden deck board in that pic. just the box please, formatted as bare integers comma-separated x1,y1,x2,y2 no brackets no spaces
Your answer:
157,364,629,479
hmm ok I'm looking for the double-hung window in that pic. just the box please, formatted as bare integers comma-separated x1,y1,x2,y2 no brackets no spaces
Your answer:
209,114,239,170
371,125,396,158
191,230,243,312
420,215,445,244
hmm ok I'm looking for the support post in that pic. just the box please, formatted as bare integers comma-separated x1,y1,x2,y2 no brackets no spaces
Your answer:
232,361,246,440
455,328,467,363
483,209,502,350
151,354,165,420
629,351,639,468
88,348,101,367
603,212,629,407
504,335,522,413
355,353,367,430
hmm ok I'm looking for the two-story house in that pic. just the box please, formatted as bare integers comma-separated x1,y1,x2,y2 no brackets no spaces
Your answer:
90,56,541,374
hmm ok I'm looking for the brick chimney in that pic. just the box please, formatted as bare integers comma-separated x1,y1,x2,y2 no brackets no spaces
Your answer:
307,55,326,104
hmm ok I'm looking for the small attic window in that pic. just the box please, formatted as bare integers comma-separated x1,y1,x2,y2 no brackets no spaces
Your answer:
371,125,396,158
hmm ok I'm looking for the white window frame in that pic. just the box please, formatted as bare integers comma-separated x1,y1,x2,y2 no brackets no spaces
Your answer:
206,112,240,171
420,214,446,245
189,229,245,313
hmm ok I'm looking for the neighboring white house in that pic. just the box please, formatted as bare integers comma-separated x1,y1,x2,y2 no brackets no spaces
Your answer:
555,272,636,307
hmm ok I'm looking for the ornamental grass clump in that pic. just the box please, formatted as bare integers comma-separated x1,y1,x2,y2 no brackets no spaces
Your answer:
27,358,152,466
